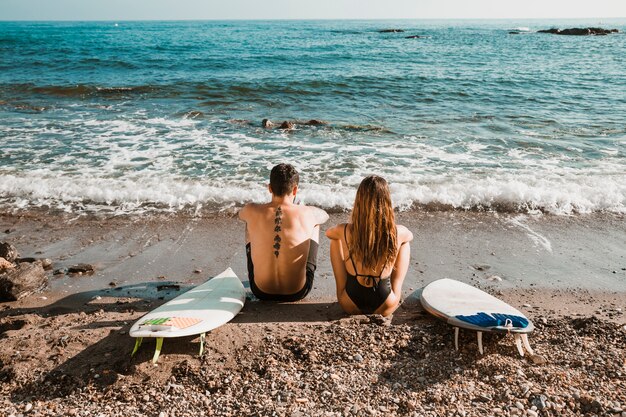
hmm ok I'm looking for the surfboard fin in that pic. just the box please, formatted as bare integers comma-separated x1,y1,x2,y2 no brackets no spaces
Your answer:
199,332,206,356
521,334,534,356
152,337,164,364
477,331,484,355
131,337,143,357
514,334,524,356
454,327,459,351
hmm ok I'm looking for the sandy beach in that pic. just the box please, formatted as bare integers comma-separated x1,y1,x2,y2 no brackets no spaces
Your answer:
1,211,625,416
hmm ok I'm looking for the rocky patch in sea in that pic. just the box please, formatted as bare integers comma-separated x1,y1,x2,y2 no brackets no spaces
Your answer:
538,27,620,36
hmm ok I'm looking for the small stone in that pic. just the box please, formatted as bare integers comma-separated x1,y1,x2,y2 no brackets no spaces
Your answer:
523,304,532,308
24,403,33,413
194,269,202,273
530,354,547,365
40,258,53,270
0,257,14,269
0,242,19,262
527,410,538,417
516,401,525,410
68,263,95,274
530,395,548,410
353,353,364,362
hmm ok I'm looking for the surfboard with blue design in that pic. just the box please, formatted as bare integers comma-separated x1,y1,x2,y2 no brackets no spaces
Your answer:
420,278,534,356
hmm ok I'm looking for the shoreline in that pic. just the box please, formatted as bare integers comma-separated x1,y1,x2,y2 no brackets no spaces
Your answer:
2,210,625,295
1,211,625,416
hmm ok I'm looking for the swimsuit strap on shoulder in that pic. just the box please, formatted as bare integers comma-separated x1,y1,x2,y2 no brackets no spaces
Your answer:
344,224,360,274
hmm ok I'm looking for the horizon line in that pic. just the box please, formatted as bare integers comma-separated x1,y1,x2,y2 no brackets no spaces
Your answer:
1,16,626,23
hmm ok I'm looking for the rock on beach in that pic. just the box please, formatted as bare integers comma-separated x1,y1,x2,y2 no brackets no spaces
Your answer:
0,260,47,301
0,242,19,263
67,263,95,274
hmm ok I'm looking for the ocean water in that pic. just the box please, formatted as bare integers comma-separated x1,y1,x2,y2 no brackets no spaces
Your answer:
0,19,625,215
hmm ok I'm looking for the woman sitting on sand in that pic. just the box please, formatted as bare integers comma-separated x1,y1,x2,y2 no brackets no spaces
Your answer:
326,175,413,317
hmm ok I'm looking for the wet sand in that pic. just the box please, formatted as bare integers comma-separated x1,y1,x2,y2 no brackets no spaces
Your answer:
1,211,625,416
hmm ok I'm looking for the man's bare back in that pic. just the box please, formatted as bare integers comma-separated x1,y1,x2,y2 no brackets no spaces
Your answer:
239,164,328,301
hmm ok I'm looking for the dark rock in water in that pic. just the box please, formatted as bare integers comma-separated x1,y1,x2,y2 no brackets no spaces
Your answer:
509,31,520,35
405,35,420,39
53,268,66,275
0,242,19,263
306,119,326,126
261,118,274,128
538,28,560,34
0,261,47,301
379,29,405,33
279,121,294,129
538,27,619,36
67,263,95,274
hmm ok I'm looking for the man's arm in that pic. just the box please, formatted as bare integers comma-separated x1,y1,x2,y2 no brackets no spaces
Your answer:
238,204,250,222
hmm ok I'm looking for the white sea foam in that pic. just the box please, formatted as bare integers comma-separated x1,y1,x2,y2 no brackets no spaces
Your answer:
1,170,624,215
1,113,624,216
507,215,553,252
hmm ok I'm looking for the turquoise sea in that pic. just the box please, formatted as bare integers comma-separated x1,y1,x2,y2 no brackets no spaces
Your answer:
0,19,625,214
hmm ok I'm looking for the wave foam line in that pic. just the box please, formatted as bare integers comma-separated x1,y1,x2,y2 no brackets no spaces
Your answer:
0,173,624,215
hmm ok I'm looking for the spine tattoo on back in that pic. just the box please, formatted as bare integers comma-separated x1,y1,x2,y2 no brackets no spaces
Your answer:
273,207,282,257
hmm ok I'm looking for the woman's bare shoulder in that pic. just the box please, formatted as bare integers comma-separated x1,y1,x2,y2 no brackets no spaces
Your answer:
396,224,414,243
325,223,347,239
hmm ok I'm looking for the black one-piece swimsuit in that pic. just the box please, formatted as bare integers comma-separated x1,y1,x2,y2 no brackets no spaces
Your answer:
343,226,392,314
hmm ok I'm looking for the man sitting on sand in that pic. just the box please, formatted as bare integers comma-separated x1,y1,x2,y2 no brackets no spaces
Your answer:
239,163,329,301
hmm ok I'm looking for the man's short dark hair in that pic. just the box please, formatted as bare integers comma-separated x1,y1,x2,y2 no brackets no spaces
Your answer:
270,164,299,196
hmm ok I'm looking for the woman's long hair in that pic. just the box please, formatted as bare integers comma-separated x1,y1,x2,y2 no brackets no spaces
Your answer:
349,175,397,272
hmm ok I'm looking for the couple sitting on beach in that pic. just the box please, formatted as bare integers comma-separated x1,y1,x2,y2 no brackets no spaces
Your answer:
239,164,413,316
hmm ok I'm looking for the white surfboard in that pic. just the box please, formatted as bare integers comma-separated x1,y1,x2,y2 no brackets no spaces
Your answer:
129,267,245,363
420,278,534,356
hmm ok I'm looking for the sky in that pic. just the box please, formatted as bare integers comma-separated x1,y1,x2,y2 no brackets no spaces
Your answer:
1,0,625,21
